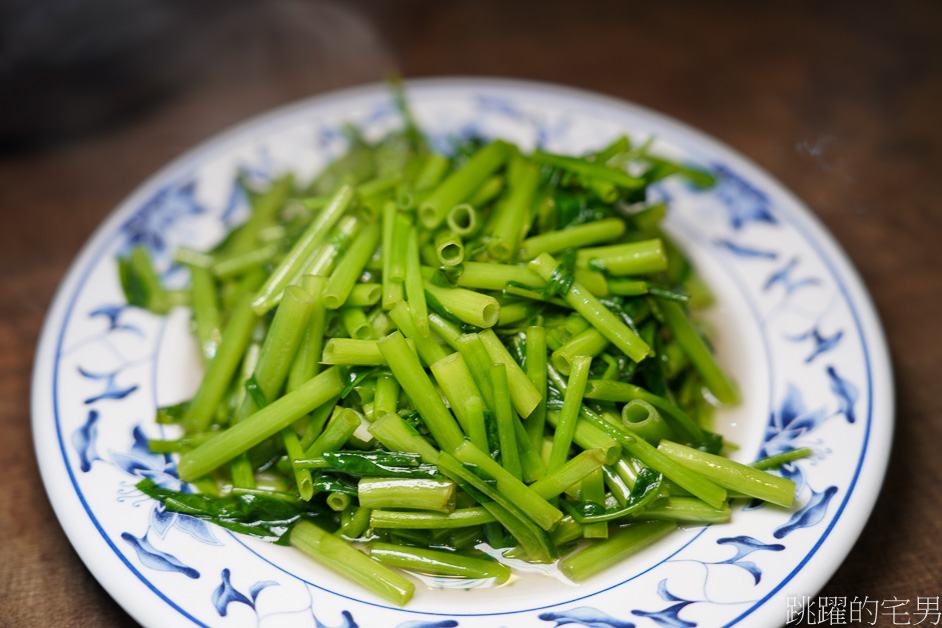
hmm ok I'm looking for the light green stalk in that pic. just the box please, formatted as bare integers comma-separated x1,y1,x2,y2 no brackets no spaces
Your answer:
253,184,354,313
290,521,414,606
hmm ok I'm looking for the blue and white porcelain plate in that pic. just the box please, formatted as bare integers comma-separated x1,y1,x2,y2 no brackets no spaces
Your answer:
32,78,893,628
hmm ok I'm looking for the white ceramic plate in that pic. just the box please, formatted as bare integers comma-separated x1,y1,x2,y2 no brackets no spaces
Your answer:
32,78,893,628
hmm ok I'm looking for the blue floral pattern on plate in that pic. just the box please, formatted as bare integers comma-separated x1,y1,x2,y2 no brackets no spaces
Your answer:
32,79,892,627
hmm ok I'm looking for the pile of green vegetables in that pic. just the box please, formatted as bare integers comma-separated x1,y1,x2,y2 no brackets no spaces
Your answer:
122,88,808,607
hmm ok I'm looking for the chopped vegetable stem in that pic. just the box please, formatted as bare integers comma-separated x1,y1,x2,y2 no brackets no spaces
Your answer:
323,222,381,309
658,440,795,507
370,542,509,582
558,520,676,582
182,294,258,433
377,332,465,452
419,140,509,229
548,356,592,472
179,367,344,481
359,478,456,512
490,363,522,479
290,521,414,606
252,184,354,314
520,218,626,260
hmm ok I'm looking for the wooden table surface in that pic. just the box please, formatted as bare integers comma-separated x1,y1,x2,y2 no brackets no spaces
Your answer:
2,1,939,625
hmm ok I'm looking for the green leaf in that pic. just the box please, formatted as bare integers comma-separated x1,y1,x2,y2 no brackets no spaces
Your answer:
117,256,150,309
136,478,335,544
544,249,577,298
155,401,188,425
483,410,501,460
563,469,663,523
310,472,359,495
342,366,381,399
321,451,440,478
245,375,268,409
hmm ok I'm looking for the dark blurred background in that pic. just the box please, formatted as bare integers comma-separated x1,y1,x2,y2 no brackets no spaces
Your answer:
0,0,392,151
1,1,940,625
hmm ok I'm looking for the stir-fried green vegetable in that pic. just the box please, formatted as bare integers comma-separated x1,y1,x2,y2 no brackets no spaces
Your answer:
121,85,809,607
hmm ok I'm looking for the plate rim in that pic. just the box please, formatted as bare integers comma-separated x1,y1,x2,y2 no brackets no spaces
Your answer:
31,76,895,628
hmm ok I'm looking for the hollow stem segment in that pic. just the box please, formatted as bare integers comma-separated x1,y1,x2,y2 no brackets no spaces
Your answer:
434,230,465,266
582,469,609,539
427,312,463,350
347,283,381,307
455,261,543,292
551,327,609,375
287,276,328,391
419,140,509,229
368,412,440,464
578,410,727,509
583,379,703,444
231,285,314,486
382,202,404,310
638,497,731,524
545,411,621,465
454,333,497,411
189,266,221,362
388,301,448,366
430,352,483,439
423,279,500,328
303,407,361,459
447,203,478,236
342,307,376,340
322,222,381,310
322,338,396,366
372,372,400,418
303,215,362,279
622,400,676,445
